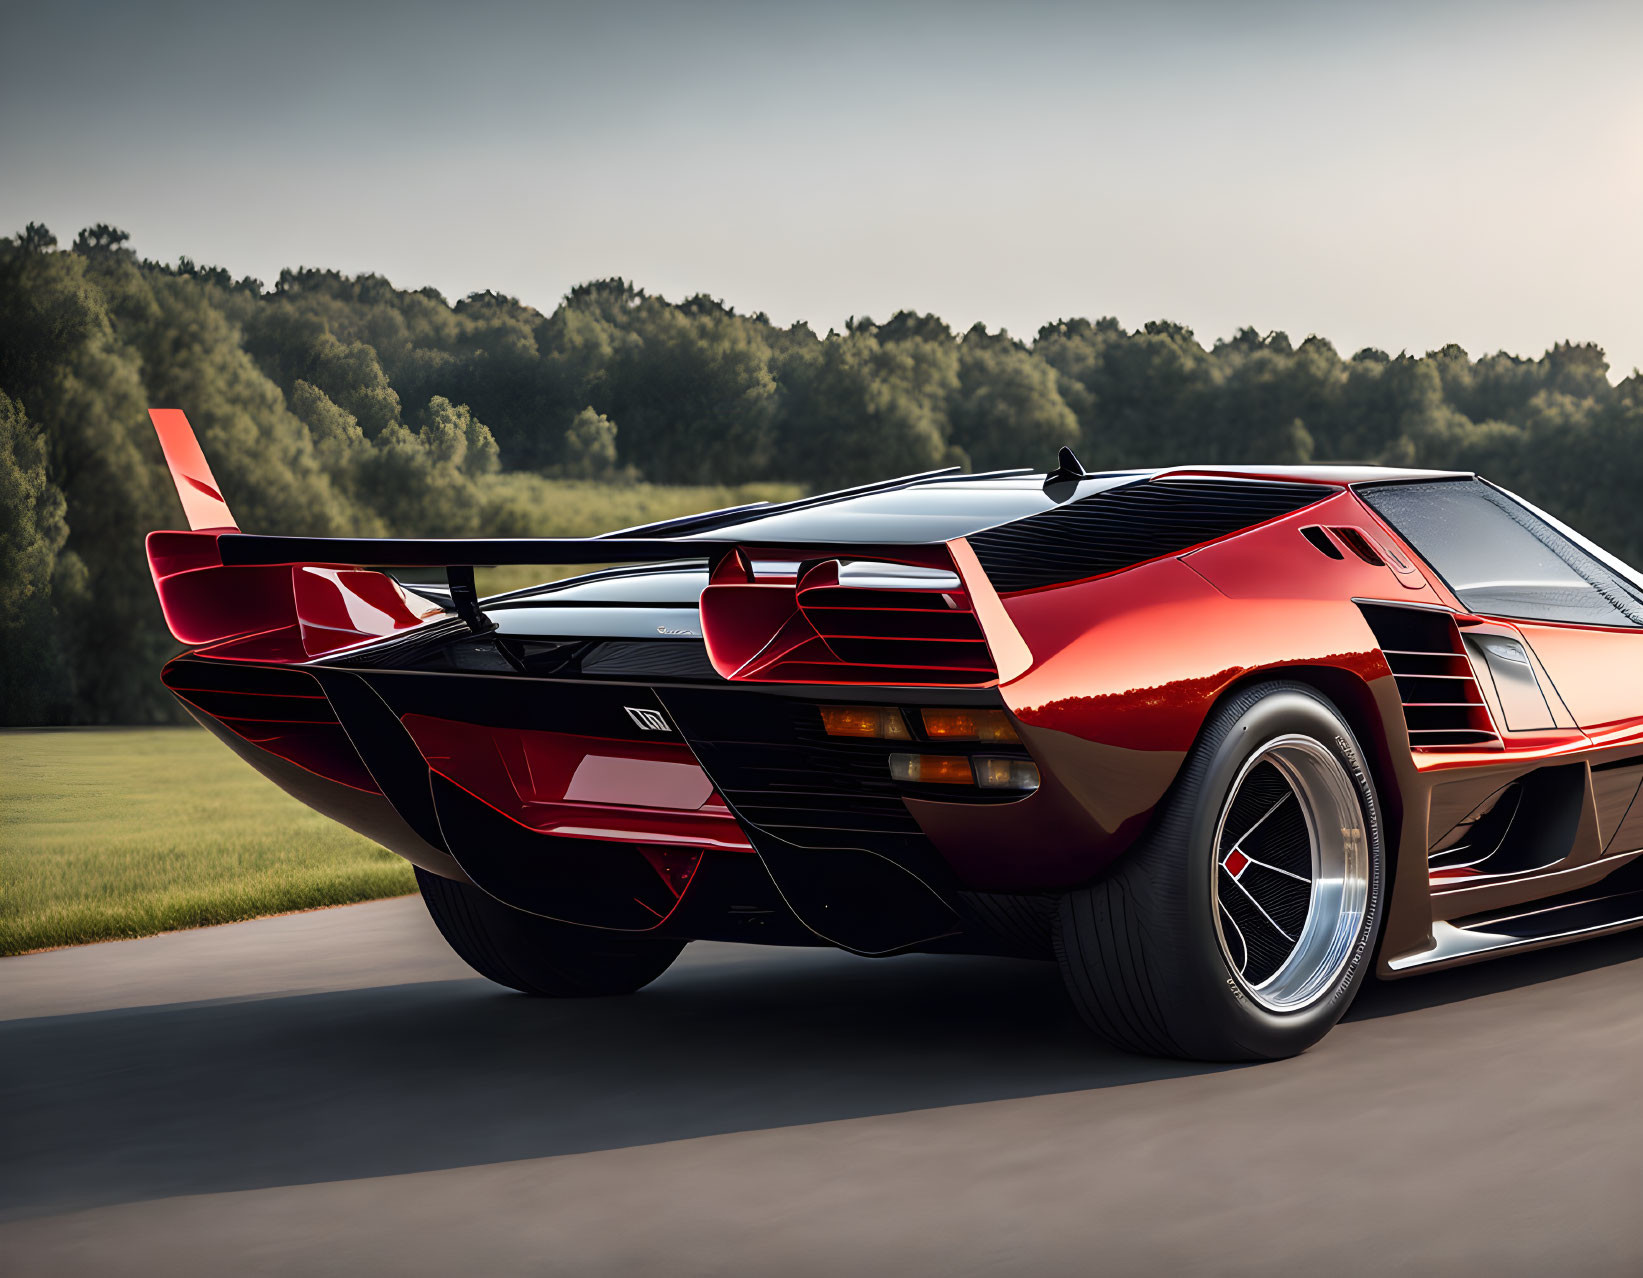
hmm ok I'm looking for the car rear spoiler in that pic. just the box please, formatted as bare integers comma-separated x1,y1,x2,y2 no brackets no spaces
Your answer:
148,409,747,659
145,410,1033,675
214,532,719,568
151,407,736,567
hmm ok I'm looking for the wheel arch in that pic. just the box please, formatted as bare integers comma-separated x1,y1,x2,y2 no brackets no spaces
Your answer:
1216,665,1402,830
1206,662,1426,971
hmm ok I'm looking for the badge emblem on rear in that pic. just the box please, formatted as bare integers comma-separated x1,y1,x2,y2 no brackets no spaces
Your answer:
625,706,671,732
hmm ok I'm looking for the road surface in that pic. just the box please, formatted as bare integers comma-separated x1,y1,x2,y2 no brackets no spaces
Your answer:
3,895,1641,1275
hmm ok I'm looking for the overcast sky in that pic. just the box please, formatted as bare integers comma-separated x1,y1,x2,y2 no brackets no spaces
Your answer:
4,0,1640,373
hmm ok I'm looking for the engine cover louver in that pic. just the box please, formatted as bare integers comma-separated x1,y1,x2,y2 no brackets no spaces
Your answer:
1356,603,1502,750
966,476,1332,594
699,552,998,686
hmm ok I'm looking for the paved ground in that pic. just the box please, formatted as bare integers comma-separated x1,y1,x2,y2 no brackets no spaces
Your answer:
3,897,1641,1276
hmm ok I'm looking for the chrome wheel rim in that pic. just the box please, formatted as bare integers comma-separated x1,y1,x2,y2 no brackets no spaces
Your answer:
1211,735,1370,1012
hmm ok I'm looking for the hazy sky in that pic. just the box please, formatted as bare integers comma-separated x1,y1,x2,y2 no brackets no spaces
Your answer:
4,0,1641,373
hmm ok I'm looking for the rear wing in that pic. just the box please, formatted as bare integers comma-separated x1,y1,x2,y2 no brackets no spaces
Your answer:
144,410,1030,681
215,532,718,568
151,407,724,568
146,410,734,661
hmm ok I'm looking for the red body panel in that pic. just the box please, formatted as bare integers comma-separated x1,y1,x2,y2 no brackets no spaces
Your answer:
149,408,238,531
1514,622,1643,730
940,495,1408,888
399,714,752,852
147,529,444,660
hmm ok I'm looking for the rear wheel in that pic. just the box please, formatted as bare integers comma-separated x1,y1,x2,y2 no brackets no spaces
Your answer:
1055,681,1385,1061
416,867,686,996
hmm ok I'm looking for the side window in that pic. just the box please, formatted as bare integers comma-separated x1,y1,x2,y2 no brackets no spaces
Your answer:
1360,479,1643,628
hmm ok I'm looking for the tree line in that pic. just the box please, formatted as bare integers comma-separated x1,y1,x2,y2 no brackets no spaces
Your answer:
3,222,1639,724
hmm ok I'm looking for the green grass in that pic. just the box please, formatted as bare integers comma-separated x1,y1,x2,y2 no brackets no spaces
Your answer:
0,727,416,955
0,480,807,954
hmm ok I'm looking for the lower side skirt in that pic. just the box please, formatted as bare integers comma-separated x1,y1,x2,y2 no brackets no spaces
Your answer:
1387,857,1643,974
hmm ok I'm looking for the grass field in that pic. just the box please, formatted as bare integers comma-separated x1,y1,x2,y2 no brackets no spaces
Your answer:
0,728,415,956
0,481,806,955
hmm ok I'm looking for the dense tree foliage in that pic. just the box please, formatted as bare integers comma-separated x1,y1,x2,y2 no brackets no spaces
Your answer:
2,223,1639,723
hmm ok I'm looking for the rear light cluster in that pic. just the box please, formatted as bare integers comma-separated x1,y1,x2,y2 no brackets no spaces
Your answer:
918,708,1019,742
820,703,1040,792
819,705,911,739
888,754,1040,791
818,706,1021,743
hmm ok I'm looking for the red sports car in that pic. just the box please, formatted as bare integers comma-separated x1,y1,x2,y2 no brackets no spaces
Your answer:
144,410,1643,1060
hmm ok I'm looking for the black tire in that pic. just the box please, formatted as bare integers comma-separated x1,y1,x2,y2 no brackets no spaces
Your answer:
415,867,686,996
1054,681,1386,1061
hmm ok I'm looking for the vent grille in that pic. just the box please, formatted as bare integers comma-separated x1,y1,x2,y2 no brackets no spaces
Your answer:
667,697,926,843
659,690,1024,853
700,555,997,686
578,639,720,681
1357,603,1501,749
161,659,334,721
968,477,1332,593
1300,526,1345,559
1330,526,1386,566
161,658,380,790
789,583,992,684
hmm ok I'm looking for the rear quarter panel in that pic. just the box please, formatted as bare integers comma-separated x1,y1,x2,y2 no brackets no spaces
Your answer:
967,497,1427,909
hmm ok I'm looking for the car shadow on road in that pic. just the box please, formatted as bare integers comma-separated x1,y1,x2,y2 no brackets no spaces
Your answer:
1,946,1206,1220
7,926,1639,1221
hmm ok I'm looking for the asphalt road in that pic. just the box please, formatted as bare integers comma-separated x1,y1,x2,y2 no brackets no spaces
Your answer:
3,897,1641,1277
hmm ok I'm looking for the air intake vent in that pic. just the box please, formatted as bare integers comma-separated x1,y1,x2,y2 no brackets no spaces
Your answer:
1428,764,1586,882
1330,527,1386,566
968,477,1332,593
1356,603,1501,749
794,579,992,682
161,658,380,790
578,639,720,681
1300,526,1345,559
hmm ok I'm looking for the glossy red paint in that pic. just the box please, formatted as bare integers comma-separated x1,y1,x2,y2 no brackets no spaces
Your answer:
399,714,753,852
146,529,444,660
946,537,1033,680
291,566,440,651
147,530,293,647
1516,622,1643,730
147,413,445,660
149,408,238,531
926,500,1403,888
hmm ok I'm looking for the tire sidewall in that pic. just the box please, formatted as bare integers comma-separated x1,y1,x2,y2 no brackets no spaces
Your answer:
1177,686,1385,1059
